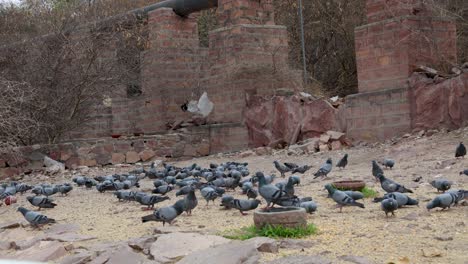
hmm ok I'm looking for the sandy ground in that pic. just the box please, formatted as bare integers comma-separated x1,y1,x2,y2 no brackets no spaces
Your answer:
1,128,468,263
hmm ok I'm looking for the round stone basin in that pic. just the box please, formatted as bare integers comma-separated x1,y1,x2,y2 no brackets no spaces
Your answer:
253,207,307,229
332,180,366,191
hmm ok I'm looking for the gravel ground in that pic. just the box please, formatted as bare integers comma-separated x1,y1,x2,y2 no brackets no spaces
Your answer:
1,128,468,263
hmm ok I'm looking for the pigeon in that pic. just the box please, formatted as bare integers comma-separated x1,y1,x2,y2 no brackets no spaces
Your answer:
114,191,136,202
152,185,174,195
176,185,194,196
274,161,290,178
27,196,57,210
275,196,312,207
430,179,452,193
336,154,348,169
290,175,301,186
284,162,299,170
313,158,332,179
299,201,318,214
246,188,258,200
427,192,459,211
84,178,96,189
0,185,16,199
242,182,254,194
141,200,185,226
376,173,413,193
374,192,419,207
57,184,73,196
256,172,286,208
381,198,398,217
459,170,468,176
455,142,466,158
182,188,198,215
17,207,56,227
283,177,296,197
447,189,468,205
229,199,261,215
136,194,170,209
200,186,219,205
15,183,32,194
72,176,86,186
343,191,364,201
220,195,234,209
292,165,312,174
381,159,395,169
324,184,365,212
372,161,384,181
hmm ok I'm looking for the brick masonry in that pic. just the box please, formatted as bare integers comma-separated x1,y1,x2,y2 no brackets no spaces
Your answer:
347,0,459,141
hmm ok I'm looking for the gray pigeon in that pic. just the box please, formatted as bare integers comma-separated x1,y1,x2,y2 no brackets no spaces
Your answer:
447,189,468,205
15,183,32,194
246,188,258,200
176,185,193,196
17,207,56,227
324,184,364,212
57,184,73,196
381,198,398,217
136,194,170,209
375,192,419,207
290,175,301,186
256,172,287,208
152,185,174,195
242,182,254,194
200,186,219,205
336,154,348,169
313,158,332,179
455,142,466,158
182,188,198,215
343,191,364,201
381,159,395,169
27,196,57,210
292,165,312,174
114,191,136,202
229,199,261,215
459,170,468,176
274,161,290,178
275,196,312,207
0,186,16,199
299,201,318,214
430,179,452,193
141,200,185,226
372,161,383,181
376,173,413,193
220,195,234,209
427,192,459,211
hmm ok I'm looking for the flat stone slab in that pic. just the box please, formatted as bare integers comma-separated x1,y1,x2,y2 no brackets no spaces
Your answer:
150,232,230,263
178,241,260,264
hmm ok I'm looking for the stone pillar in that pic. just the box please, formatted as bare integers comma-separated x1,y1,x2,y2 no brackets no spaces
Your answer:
204,0,295,125
140,8,202,133
356,0,457,93
345,0,457,141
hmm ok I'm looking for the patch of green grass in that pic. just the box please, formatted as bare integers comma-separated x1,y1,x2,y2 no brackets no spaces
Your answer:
360,187,378,198
222,224,317,240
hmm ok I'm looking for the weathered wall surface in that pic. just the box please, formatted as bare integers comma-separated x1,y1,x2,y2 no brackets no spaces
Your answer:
346,0,459,141
244,95,339,148
409,72,468,130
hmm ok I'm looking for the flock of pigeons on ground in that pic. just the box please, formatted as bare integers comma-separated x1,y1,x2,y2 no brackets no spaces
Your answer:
0,142,467,228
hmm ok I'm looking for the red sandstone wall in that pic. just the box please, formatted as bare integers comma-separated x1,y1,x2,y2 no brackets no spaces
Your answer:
409,72,468,130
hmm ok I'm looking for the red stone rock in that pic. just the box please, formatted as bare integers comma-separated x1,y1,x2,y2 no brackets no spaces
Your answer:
125,151,140,164
139,150,156,161
331,141,342,150
111,153,126,164
245,95,339,148
409,72,468,130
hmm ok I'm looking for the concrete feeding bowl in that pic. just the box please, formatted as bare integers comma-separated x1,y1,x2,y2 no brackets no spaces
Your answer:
253,207,307,229
332,180,366,191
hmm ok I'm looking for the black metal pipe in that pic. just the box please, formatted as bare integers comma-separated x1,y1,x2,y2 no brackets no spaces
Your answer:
133,0,218,17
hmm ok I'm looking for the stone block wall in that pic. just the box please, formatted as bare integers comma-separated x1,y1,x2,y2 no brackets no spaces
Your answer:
347,0,459,141
344,88,411,141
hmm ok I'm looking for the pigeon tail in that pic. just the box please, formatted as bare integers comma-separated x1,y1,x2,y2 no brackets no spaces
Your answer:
141,214,156,223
